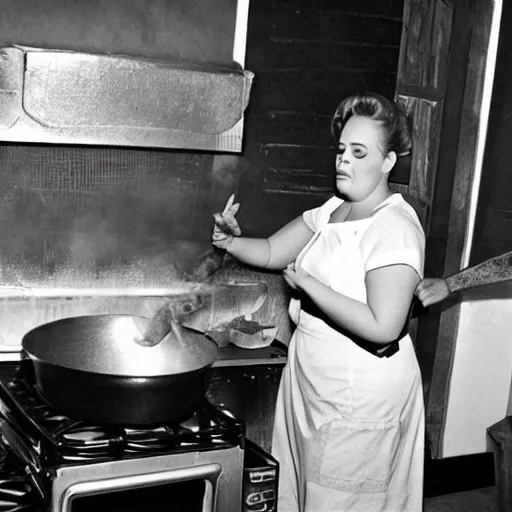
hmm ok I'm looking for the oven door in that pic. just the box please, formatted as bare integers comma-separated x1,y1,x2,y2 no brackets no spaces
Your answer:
52,447,244,512
63,463,221,512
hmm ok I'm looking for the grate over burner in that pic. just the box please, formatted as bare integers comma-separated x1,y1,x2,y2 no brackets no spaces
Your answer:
0,441,37,511
0,364,244,466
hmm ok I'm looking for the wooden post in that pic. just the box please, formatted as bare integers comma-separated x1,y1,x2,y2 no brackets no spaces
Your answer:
399,0,499,458
394,0,453,231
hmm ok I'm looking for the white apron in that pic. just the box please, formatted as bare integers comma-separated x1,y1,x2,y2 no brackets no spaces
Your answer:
271,209,425,512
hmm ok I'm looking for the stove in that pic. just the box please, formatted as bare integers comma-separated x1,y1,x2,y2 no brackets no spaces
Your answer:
0,363,246,512
0,439,35,511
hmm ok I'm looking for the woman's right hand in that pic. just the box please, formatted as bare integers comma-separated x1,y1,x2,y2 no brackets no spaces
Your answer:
212,194,242,250
415,278,450,307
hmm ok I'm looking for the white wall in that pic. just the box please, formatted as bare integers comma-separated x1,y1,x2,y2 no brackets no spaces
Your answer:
442,287,512,456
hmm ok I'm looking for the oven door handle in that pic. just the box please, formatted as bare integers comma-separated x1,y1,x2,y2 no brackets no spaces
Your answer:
0,419,47,503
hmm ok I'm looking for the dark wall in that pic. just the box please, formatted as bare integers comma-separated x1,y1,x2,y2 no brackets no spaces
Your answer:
0,0,237,64
470,1,512,264
0,0,405,295
238,0,405,235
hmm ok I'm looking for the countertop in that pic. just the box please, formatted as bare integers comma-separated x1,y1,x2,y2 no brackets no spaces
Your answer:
212,340,288,367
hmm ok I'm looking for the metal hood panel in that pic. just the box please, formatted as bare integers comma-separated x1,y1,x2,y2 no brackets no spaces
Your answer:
0,46,254,152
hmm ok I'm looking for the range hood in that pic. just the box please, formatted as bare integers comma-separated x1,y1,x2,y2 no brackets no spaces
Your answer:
0,46,254,152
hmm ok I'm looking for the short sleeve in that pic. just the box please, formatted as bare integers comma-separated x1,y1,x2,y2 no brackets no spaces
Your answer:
302,196,343,232
360,206,426,278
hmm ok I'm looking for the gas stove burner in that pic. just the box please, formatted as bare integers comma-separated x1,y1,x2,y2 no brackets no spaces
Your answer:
0,370,244,465
0,442,38,511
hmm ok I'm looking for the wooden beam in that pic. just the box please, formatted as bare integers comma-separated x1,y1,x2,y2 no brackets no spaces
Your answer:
426,0,497,458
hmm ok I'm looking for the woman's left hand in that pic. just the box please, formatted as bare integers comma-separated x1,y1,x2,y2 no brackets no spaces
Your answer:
283,263,312,291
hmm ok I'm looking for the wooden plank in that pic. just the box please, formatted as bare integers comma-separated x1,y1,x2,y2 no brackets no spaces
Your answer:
251,112,333,147
397,0,429,87
261,144,334,173
397,84,444,102
310,0,405,19
427,17,473,241
397,95,443,207
431,0,453,91
394,0,452,230
267,0,311,10
251,70,398,116
397,0,453,89
250,6,403,46
442,20,492,274
263,167,333,194
247,39,401,72
395,0,458,460
413,0,474,458
253,68,395,88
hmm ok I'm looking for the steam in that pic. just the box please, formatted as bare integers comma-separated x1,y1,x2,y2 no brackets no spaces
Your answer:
0,145,213,288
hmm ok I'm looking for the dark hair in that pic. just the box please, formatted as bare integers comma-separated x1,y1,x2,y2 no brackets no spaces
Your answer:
331,92,412,157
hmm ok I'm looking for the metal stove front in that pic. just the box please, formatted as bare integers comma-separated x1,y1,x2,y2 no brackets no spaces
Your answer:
0,366,245,512
51,445,243,512
0,414,244,512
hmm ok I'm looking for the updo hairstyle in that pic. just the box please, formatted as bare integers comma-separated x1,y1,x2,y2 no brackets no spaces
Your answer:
331,92,412,157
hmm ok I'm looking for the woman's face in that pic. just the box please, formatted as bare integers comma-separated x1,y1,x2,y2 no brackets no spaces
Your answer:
335,115,395,201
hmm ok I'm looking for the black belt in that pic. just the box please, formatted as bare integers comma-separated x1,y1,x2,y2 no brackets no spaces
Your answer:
355,338,400,358
299,297,410,359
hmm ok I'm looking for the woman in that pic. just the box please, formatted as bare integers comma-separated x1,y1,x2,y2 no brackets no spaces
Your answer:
213,93,426,511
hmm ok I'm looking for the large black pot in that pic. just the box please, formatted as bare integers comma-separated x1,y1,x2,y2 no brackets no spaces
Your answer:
26,361,210,426
22,314,219,425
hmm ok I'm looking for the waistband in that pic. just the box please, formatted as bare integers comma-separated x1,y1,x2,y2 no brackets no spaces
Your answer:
298,299,401,359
